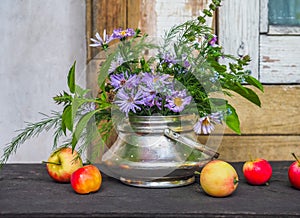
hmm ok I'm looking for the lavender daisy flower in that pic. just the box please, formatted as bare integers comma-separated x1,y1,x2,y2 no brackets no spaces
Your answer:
208,34,218,47
183,60,191,68
141,73,171,87
114,88,144,116
90,29,113,47
165,90,192,113
140,81,157,107
110,72,140,91
161,52,177,66
112,28,135,39
141,73,172,107
124,74,140,89
181,54,190,69
110,73,127,90
141,86,156,107
193,112,223,134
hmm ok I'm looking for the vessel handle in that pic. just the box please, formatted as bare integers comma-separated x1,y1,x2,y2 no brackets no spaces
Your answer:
164,129,219,159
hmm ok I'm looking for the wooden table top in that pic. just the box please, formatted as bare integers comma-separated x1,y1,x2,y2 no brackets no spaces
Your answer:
1,161,300,217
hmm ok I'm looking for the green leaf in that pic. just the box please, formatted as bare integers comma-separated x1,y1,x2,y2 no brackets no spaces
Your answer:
98,52,116,98
203,9,213,17
71,109,98,150
68,61,76,94
71,97,87,123
210,61,227,73
75,85,90,97
228,83,261,107
53,91,72,105
197,16,206,24
225,104,241,134
209,3,216,10
62,105,73,132
212,0,221,6
245,76,264,92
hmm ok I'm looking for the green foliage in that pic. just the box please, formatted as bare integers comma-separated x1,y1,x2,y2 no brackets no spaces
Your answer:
68,61,76,93
61,105,73,134
71,109,99,150
0,112,63,168
225,104,241,135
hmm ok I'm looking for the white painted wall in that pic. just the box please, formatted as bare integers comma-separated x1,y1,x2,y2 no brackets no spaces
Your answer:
0,0,86,163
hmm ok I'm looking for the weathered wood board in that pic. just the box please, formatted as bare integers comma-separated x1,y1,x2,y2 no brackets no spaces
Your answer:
218,135,300,161
260,35,300,83
218,0,260,79
225,85,300,135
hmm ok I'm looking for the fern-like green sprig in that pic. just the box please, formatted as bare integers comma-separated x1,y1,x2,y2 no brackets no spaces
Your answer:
0,111,63,168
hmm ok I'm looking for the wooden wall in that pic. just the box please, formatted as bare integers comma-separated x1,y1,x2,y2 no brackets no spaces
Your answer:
86,0,300,161
218,0,300,161
217,85,300,161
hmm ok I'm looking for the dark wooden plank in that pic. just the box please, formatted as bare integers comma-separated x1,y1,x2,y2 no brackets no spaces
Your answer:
1,163,300,217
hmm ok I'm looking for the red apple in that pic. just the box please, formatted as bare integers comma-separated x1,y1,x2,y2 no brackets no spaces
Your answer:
243,158,272,185
288,153,300,189
44,147,83,183
200,160,239,197
70,165,102,194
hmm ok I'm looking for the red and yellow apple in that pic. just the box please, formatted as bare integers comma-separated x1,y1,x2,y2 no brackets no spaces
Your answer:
243,158,272,185
288,153,300,189
200,160,239,197
45,147,83,183
70,165,102,194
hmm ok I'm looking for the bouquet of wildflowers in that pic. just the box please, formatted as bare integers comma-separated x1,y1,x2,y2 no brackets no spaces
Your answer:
0,0,263,165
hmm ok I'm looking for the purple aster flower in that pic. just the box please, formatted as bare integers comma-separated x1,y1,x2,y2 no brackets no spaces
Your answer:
140,73,172,107
165,90,192,113
161,52,177,65
110,73,140,91
193,112,223,134
124,74,140,89
141,73,171,87
208,34,218,47
90,29,114,47
110,73,127,90
112,28,135,39
183,60,191,68
141,86,157,107
114,88,144,116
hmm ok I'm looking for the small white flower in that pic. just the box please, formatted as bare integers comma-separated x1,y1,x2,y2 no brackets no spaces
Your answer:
193,112,223,134
89,29,113,47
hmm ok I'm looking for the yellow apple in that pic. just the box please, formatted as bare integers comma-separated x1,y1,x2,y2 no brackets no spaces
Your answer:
45,147,83,183
200,160,239,197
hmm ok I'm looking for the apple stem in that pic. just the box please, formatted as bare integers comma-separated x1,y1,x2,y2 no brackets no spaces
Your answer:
194,171,201,175
249,154,254,162
42,161,61,165
292,153,300,165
